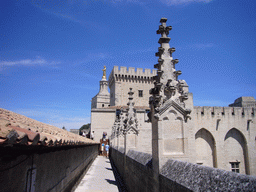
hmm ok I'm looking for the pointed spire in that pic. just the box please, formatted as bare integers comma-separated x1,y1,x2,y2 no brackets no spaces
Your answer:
124,88,139,135
118,108,126,136
150,18,191,119
111,118,119,137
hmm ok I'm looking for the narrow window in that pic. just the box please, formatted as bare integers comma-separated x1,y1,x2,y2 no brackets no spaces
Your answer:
102,104,104,107
230,162,240,173
139,90,143,97
116,109,121,118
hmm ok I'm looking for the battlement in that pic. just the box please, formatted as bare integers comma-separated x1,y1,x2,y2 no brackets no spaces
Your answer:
194,106,255,116
112,66,157,76
109,66,157,84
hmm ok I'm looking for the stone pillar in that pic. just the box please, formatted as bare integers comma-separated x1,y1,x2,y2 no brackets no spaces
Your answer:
150,18,193,191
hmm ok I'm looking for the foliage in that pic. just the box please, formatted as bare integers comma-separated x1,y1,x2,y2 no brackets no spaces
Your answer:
79,123,91,135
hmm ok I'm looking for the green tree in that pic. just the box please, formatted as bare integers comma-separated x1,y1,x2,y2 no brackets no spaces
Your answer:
79,123,91,135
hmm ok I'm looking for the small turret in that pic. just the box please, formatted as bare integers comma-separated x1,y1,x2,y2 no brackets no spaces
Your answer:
91,66,110,109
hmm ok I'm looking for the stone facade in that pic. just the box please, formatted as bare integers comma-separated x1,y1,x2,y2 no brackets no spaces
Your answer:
91,65,256,175
108,66,156,107
90,19,256,175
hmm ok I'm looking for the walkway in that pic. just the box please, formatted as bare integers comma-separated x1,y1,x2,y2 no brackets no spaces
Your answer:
74,156,120,192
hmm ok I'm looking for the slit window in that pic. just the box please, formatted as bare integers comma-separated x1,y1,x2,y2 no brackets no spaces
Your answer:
139,90,143,97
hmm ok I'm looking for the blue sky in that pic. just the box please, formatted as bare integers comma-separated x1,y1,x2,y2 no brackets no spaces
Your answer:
1,0,256,130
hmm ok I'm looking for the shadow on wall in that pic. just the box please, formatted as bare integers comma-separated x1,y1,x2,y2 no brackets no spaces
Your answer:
110,147,256,192
0,144,99,192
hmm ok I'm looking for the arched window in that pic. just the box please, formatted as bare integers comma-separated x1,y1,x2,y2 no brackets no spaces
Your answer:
195,128,217,168
224,128,249,174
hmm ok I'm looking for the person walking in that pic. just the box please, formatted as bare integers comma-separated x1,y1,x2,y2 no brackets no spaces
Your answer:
105,143,109,158
101,143,105,156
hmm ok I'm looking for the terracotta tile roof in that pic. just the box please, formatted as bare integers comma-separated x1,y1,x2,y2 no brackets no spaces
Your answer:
0,108,98,147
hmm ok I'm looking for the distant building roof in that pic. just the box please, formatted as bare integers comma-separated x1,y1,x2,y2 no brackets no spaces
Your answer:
229,97,256,107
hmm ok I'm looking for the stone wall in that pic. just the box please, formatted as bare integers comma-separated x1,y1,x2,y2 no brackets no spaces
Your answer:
193,106,256,174
92,104,256,174
91,108,116,142
110,147,256,192
108,66,157,106
0,144,99,192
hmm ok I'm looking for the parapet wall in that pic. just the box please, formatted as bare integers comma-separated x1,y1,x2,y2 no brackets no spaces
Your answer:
109,66,157,84
113,66,157,76
194,106,255,116
0,144,99,192
110,148,256,192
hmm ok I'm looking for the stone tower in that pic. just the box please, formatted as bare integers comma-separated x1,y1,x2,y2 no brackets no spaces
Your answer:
91,66,110,109
108,66,157,107
150,18,195,175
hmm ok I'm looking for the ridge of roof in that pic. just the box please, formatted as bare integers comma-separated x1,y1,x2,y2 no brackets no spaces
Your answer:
0,108,98,147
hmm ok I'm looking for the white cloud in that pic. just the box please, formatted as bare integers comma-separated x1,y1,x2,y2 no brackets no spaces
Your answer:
160,0,212,6
0,57,60,70
0,58,46,66
31,0,109,32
